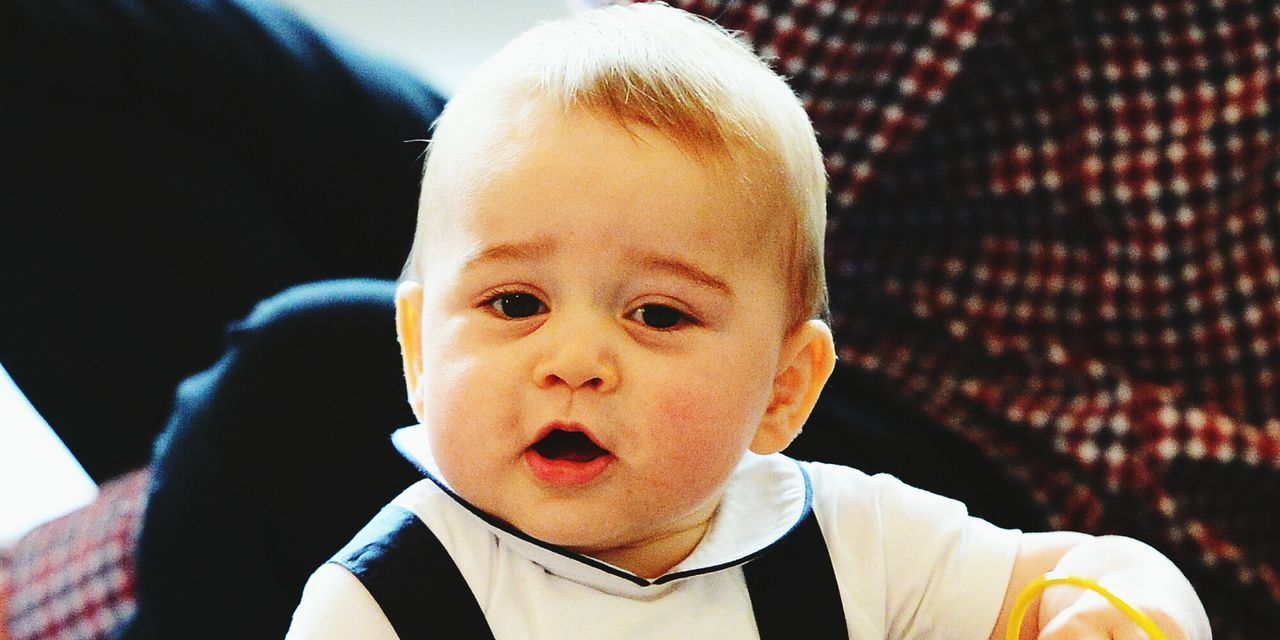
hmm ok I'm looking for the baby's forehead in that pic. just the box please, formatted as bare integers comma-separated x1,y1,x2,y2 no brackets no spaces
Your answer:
408,100,812,324
425,96,780,209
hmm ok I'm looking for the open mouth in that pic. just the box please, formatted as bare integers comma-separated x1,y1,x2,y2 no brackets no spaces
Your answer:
525,427,615,486
531,429,610,463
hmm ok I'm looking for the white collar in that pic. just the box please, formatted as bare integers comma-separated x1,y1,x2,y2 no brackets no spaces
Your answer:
391,426,812,596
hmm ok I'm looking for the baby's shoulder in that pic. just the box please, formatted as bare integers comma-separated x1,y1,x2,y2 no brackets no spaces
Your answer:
286,564,399,639
796,459,1021,637
801,459,945,509
798,459,1010,540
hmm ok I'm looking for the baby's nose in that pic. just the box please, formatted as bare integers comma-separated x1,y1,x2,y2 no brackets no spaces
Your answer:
539,368,613,391
531,324,620,393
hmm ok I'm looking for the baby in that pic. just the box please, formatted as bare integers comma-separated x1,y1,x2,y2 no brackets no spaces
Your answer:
287,4,1209,638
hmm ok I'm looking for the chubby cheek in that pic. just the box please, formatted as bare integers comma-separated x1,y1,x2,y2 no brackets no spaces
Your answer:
640,376,767,504
421,341,521,493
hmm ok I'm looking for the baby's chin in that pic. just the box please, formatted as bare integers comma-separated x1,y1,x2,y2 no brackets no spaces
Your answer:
490,508,656,567
504,513,624,551
510,509,717,579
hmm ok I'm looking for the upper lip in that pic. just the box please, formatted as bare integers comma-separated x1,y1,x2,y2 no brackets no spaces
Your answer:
531,420,609,451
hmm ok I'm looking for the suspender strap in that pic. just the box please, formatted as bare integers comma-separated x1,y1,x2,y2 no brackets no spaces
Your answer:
330,505,496,640
742,508,849,639
333,504,846,639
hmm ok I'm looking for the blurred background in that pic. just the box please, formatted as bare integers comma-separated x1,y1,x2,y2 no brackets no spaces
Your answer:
276,0,572,96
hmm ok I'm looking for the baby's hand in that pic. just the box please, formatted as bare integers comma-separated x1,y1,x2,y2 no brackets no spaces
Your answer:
1037,583,1186,640
995,534,1210,640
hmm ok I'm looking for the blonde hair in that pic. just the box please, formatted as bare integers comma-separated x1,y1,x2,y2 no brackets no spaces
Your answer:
404,2,828,325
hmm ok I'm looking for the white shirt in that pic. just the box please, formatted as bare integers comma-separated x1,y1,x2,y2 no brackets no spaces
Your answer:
287,426,1020,639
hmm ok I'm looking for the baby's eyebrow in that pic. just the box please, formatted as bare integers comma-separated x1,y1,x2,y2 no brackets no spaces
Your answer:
635,253,733,297
463,238,556,268
461,241,733,296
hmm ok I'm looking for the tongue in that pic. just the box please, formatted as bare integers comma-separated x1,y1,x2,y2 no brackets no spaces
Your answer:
533,430,608,463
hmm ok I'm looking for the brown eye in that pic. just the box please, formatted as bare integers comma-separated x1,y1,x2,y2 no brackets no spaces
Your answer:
632,304,688,329
489,292,545,319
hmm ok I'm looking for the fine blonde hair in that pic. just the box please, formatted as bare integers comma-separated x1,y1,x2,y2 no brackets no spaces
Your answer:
403,2,828,325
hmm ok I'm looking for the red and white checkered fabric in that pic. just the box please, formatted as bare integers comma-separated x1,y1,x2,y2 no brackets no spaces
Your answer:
665,0,1278,637
1,469,148,640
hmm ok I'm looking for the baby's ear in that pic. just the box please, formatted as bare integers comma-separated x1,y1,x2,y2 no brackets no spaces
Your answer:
751,319,836,455
395,281,427,422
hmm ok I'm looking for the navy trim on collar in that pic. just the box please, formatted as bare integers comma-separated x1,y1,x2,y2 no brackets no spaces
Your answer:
392,433,815,588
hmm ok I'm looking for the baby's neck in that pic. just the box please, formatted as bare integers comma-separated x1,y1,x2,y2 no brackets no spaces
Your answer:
574,517,714,580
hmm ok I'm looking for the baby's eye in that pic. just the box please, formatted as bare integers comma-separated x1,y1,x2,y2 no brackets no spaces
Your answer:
486,292,546,319
630,304,690,330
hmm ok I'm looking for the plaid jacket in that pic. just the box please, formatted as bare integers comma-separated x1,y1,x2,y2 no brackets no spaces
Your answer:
668,0,1280,637
1,470,147,640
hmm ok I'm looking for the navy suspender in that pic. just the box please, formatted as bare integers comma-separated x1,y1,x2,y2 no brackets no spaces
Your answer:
331,504,848,639
331,506,496,640
743,508,848,638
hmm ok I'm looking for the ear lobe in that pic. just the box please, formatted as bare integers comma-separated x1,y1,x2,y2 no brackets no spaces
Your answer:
751,320,836,455
395,281,427,422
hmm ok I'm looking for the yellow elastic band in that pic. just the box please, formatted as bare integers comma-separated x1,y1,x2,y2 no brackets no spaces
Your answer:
1005,572,1168,640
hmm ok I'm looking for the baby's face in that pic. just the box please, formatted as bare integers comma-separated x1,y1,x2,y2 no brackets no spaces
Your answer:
405,104,797,576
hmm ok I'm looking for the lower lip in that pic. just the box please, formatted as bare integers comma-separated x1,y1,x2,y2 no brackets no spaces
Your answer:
523,450,615,486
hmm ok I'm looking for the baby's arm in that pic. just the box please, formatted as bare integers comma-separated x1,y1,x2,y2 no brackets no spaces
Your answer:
988,532,1211,640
